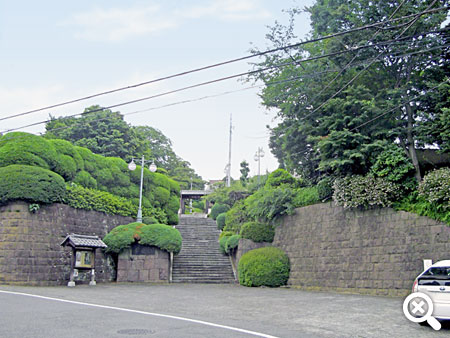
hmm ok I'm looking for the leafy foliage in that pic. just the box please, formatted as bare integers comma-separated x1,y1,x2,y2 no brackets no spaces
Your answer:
370,144,416,191
211,203,230,220
317,177,334,201
265,168,298,188
103,222,182,254
64,184,167,223
333,175,401,210
248,1,448,182
418,168,450,211
0,165,66,205
224,235,240,254
245,187,296,223
0,132,179,224
219,234,240,255
224,200,249,233
240,222,274,243
216,212,227,230
238,247,290,287
293,187,320,208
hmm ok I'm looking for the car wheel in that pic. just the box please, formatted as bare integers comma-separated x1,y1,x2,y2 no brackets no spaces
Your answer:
418,321,429,327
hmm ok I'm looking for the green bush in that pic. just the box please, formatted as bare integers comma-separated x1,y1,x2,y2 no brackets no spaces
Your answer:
317,177,334,201
211,203,230,220
219,234,240,254
393,192,450,225
224,234,240,254
240,222,274,243
245,187,296,223
333,175,401,210
224,200,248,233
0,132,180,223
293,187,320,207
238,247,290,287
103,222,182,254
219,231,235,239
418,168,450,211
370,145,416,192
219,234,232,254
265,168,297,188
216,212,227,230
64,184,167,223
0,165,66,205
142,216,158,224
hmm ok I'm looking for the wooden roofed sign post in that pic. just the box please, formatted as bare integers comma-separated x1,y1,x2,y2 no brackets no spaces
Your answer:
61,234,107,287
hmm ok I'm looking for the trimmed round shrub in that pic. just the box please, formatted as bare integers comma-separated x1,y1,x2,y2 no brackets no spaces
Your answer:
265,168,297,188
0,164,66,205
418,168,450,211
240,222,274,243
216,212,226,230
73,170,97,189
211,203,230,220
238,247,290,287
103,222,182,254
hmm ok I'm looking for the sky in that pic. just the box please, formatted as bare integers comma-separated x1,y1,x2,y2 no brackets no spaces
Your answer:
0,0,314,181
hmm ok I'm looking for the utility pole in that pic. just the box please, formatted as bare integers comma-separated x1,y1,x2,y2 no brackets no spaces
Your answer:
226,114,232,187
254,147,265,188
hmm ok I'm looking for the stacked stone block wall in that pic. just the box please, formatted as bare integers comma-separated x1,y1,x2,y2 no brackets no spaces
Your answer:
117,246,169,283
273,202,450,296
0,201,133,285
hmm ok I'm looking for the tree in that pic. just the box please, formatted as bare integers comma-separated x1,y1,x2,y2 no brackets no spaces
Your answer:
248,1,448,182
45,106,150,161
239,160,250,186
45,106,204,189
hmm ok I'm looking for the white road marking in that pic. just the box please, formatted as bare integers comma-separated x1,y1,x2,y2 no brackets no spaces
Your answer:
0,290,279,338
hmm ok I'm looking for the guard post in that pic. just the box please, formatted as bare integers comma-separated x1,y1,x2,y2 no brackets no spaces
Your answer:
61,234,107,287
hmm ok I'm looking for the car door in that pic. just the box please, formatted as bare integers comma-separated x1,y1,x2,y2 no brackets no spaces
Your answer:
417,266,450,319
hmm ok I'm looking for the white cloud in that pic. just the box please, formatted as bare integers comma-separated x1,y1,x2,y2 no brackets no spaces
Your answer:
65,1,271,42
68,5,177,42
181,0,271,21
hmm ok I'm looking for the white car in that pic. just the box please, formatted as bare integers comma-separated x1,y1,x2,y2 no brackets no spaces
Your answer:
412,260,450,322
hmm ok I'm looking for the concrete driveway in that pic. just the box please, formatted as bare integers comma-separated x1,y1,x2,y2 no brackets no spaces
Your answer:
0,283,448,337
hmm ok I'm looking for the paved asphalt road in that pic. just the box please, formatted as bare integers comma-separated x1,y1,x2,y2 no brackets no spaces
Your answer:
0,283,448,338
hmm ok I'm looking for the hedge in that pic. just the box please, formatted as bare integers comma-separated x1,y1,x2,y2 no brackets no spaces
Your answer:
240,222,274,243
238,247,290,287
0,165,66,205
0,132,180,222
64,184,167,223
103,222,182,254
333,175,401,209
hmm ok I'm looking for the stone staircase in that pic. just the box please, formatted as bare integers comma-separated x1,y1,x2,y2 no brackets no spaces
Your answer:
172,215,236,283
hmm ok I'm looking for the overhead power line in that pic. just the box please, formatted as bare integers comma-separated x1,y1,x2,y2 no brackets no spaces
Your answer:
0,5,447,123
2,28,446,135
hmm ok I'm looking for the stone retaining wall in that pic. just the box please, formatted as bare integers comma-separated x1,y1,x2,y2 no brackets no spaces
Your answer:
273,202,449,296
117,244,169,283
0,201,133,285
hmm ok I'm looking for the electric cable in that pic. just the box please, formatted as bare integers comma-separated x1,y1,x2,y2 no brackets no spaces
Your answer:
0,6,447,123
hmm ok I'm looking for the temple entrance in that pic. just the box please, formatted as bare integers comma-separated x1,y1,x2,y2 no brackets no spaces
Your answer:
180,190,212,214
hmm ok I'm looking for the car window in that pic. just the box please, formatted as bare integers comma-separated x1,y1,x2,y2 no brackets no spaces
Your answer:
419,266,450,286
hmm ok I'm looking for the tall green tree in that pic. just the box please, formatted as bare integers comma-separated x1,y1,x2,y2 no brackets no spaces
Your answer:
249,1,448,182
240,160,250,186
45,106,204,189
